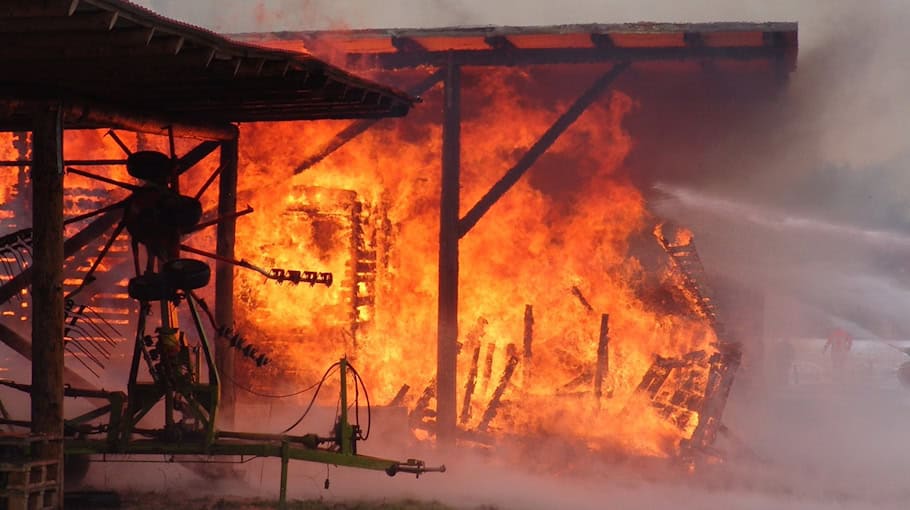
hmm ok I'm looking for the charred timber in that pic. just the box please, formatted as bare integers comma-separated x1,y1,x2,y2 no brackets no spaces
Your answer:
523,305,533,385
436,56,461,447
1,99,238,140
477,344,520,433
594,314,610,400
481,342,495,394
409,378,436,428
31,104,65,482
388,384,410,407
458,62,628,238
215,138,239,426
685,342,742,452
460,343,481,424
571,286,595,313
293,69,444,174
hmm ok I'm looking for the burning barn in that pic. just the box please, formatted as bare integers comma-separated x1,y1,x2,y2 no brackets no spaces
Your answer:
221,24,797,458
0,1,797,506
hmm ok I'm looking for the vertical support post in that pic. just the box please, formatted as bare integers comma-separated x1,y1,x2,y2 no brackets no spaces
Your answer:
31,103,65,503
339,357,351,455
437,54,461,448
216,137,238,427
13,132,30,219
279,440,289,509
594,313,610,400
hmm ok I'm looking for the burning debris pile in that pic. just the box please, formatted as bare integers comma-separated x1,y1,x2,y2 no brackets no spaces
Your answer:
224,66,741,461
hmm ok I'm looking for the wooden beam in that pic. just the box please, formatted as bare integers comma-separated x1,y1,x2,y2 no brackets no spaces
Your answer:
63,100,238,140
176,140,221,175
292,69,445,174
0,27,155,49
5,49,218,80
0,34,186,59
349,45,788,69
457,62,628,238
436,55,461,448
0,10,117,32
215,138,238,428
31,103,65,486
0,0,80,17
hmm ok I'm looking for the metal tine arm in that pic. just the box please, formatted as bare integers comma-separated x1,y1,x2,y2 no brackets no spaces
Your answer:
63,335,104,370
68,307,118,347
185,206,253,235
65,323,112,359
194,165,223,200
67,167,140,192
63,199,128,227
64,309,114,356
64,343,100,378
105,130,133,156
81,306,122,346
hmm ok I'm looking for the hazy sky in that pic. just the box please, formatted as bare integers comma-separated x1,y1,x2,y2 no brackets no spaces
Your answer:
136,0,851,48
130,0,910,336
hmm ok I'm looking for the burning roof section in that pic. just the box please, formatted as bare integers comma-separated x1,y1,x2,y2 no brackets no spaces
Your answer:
0,0,415,129
239,22,798,70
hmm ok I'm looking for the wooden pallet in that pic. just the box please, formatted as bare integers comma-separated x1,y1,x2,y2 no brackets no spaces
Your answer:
0,434,61,510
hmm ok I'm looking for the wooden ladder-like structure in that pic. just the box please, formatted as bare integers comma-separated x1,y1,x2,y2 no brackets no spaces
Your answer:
654,227,742,455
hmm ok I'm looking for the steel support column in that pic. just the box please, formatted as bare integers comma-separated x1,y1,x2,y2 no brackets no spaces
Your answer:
216,137,238,427
436,56,461,447
30,102,65,503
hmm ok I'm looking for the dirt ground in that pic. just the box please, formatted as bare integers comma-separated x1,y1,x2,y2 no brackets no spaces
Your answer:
116,493,466,510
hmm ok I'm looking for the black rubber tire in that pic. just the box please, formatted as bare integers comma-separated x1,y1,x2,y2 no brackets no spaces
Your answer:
127,273,173,301
158,193,203,232
163,258,211,290
127,150,172,183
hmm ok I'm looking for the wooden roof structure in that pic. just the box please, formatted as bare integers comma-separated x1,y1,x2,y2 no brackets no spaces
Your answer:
240,22,798,70
0,0,415,138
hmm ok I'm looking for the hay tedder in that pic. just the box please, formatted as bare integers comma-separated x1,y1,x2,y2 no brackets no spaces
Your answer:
0,135,443,504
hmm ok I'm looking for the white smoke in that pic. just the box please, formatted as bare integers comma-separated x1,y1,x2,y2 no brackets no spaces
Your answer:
104,2,910,509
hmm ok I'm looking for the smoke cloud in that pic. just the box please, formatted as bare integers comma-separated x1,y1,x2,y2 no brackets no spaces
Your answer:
105,2,910,509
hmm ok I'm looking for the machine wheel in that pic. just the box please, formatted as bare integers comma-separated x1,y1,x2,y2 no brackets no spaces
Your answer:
126,151,172,183
163,258,211,290
127,273,173,301
158,194,202,232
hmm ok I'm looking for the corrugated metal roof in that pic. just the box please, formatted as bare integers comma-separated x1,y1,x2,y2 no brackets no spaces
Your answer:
0,0,416,128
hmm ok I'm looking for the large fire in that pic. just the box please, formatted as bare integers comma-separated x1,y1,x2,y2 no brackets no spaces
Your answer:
0,65,720,459
231,66,718,457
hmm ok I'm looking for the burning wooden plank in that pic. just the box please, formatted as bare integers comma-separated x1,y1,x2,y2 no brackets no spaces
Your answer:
522,304,533,386
593,313,611,400
460,343,481,424
477,344,520,433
